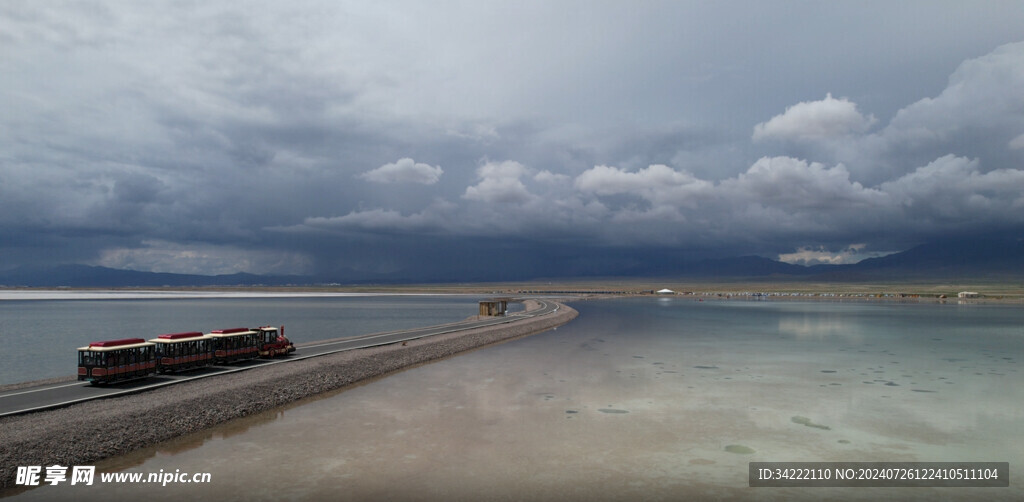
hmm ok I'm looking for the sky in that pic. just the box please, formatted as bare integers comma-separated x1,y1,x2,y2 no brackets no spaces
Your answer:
2,1,1024,281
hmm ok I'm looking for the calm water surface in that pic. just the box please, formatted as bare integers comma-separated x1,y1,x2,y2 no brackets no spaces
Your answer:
9,297,1024,501
0,293,488,385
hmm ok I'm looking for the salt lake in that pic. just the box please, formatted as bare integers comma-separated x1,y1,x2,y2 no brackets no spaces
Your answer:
7,296,1023,500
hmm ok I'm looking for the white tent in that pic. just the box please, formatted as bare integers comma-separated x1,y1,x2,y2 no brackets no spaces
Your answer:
656,288,675,294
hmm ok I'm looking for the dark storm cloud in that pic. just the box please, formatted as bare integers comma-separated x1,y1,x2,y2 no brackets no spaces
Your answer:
2,2,1024,279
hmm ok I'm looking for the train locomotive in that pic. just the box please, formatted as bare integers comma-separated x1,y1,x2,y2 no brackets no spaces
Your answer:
77,326,295,384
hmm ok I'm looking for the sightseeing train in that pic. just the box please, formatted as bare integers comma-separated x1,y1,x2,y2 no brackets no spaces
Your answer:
77,326,295,384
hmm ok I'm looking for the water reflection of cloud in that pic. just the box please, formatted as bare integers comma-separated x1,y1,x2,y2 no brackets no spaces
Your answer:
777,313,864,343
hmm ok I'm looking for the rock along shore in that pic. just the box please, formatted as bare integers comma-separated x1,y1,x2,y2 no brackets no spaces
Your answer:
0,301,577,490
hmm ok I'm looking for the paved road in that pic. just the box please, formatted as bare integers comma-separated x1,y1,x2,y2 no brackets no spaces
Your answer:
0,299,561,418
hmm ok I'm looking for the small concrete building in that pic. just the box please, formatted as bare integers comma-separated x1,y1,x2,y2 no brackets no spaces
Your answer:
479,298,509,316
958,291,980,299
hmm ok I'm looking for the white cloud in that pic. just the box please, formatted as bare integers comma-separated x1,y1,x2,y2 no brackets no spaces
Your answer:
463,160,536,204
574,164,712,209
778,244,890,266
753,93,877,142
880,154,1024,217
359,158,444,185
476,160,532,180
888,42,1024,138
723,156,883,210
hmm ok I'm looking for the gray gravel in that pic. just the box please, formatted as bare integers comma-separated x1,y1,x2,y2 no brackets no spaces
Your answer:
0,302,577,490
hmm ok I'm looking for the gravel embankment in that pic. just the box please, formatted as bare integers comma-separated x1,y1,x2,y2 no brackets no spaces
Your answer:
0,302,577,489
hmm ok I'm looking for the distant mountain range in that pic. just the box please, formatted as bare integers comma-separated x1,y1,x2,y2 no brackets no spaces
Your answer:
1,237,1022,287
0,264,313,288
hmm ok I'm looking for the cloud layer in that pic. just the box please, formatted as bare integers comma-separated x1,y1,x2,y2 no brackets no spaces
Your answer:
2,3,1024,279
753,94,877,142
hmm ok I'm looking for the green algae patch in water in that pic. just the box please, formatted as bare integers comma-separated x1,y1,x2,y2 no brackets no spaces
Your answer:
597,409,629,414
725,444,755,454
791,416,831,430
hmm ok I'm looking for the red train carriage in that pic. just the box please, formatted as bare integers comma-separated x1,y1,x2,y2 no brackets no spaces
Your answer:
76,324,296,385
256,326,295,358
149,332,215,373
77,338,157,384
208,328,260,363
